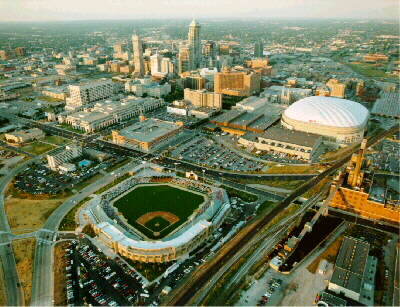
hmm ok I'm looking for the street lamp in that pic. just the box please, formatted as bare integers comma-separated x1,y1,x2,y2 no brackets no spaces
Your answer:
202,169,205,183
219,172,223,186
174,162,180,175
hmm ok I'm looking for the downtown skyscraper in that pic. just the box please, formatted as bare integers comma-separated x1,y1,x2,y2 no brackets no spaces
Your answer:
188,20,201,68
132,34,145,76
254,41,264,58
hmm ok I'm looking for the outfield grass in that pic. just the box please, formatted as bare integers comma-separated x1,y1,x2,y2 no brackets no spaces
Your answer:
20,141,55,155
113,184,205,239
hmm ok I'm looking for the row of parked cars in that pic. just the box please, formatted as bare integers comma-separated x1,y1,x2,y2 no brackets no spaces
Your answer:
78,243,136,305
258,278,282,306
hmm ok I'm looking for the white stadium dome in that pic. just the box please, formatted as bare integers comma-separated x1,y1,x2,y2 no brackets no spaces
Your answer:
281,96,369,144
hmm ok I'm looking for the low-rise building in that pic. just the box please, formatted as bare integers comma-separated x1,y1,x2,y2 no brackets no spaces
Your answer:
5,128,45,145
47,144,82,170
59,97,164,133
239,127,322,160
328,236,376,305
112,118,184,152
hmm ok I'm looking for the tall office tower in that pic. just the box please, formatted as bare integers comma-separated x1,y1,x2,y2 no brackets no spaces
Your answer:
66,79,113,109
161,58,174,74
254,41,264,57
15,47,26,56
132,34,145,76
114,43,124,54
188,20,201,68
203,41,216,59
150,53,163,75
179,46,193,75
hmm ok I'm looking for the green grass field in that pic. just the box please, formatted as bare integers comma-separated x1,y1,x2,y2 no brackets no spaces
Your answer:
113,184,205,239
20,141,55,155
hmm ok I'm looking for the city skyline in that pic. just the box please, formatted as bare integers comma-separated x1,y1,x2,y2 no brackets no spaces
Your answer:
0,0,399,22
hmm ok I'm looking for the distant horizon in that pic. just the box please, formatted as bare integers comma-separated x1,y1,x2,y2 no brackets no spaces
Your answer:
0,17,399,24
0,0,398,22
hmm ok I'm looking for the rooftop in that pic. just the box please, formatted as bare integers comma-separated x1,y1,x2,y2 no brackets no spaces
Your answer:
330,236,370,294
116,118,181,143
260,127,321,148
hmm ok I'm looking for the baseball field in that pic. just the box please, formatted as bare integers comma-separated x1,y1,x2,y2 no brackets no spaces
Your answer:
113,184,205,239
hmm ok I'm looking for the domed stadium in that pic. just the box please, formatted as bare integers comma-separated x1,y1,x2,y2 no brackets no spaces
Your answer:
281,96,369,144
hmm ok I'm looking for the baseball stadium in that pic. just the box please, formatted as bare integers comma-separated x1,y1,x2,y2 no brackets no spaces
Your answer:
84,163,231,263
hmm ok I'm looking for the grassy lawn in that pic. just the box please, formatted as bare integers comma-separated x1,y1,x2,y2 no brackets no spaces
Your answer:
94,173,132,195
255,200,278,215
13,239,36,306
59,197,92,231
72,173,104,191
221,185,258,202
43,135,70,146
37,95,64,103
5,195,66,233
113,184,205,239
0,259,6,306
266,164,322,174
56,124,85,134
344,61,398,79
53,242,68,306
306,235,344,274
105,157,132,172
82,224,96,238
20,141,55,155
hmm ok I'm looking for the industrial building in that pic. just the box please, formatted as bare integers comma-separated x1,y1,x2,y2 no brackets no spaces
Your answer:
371,91,400,119
210,106,281,135
239,127,322,161
5,128,45,145
328,236,376,306
112,118,184,152
282,96,369,144
329,139,400,223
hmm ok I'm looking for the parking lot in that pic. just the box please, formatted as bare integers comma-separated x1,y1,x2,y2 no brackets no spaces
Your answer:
366,140,400,173
61,238,146,306
14,157,112,195
171,137,263,172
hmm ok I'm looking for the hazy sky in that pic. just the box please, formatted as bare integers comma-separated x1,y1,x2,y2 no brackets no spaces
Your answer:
0,0,398,22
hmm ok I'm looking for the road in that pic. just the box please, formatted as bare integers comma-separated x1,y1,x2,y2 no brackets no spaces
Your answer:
0,158,36,306
1,115,397,305
30,160,140,306
191,188,329,305
165,125,399,306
